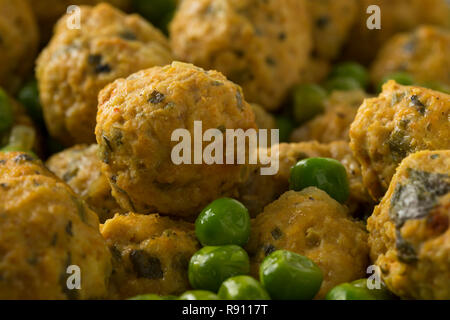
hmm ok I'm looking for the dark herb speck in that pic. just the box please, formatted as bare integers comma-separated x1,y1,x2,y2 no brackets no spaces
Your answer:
149,90,165,104
130,250,164,279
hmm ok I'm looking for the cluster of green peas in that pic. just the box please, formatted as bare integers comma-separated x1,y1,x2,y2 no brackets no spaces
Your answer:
276,61,450,142
130,155,394,300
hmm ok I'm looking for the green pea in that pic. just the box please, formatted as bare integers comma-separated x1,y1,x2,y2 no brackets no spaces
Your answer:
329,62,369,89
323,77,362,93
196,198,250,246
326,279,396,300
178,290,219,300
188,245,250,292
259,250,323,300
128,294,176,300
17,79,44,126
132,0,177,34
291,84,327,124
275,116,294,142
289,157,350,203
0,88,14,133
218,276,270,300
378,72,414,92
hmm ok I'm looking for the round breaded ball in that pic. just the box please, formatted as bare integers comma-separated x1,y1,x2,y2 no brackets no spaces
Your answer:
368,150,450,300
46,144,124,223
370,26,450,89
0,0,39,93
290,89,368,143
350,81,450,200
343,0,450,64
101,213,200,299
246,188,369,299
0,151,55,179
0,155,112,299
307,0,358,60
170,0,312,110
36,3,173,146
96,62,257,218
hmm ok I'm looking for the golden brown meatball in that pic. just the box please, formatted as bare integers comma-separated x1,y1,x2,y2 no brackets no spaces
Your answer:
31,0,131,44
238,141,373,217
0,154,112,299
96,62,257,218
290,89,368,143
101,213,200,299
370,26,450,89
246,188,369,299
170,0,312,110
342,0,450,64
298,57,331,84
36,3,173,146
306,0,358,60
368,150,450,300
251,104,276,130
0,0,39,93
46,144,124,223
350,81,450,200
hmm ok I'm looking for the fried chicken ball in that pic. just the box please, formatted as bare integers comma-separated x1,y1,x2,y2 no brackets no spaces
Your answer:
170,0,312,110
36,3,173,146
290,89,368,143
343,0,450,64
350,81,450,200
46,144,124,223
368,150,450,300
370,26,450,89
96,62,257,218
246,188,369,299
0,153,112,299
238,141,373,217
298,57,331,85
0,0,39,93
251,104,276,130
306,0,358,60
101,213,200,299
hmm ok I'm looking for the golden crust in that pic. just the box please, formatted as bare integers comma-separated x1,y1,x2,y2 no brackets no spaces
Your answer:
370,26,450,88
0,157,111,299
36,3,173,146
0,0,39,93
368,150,450,299
46,144,124,222
350,81,450,200
246,188,369,299
170,0,312,110
96,62,257,218
101,213,200,299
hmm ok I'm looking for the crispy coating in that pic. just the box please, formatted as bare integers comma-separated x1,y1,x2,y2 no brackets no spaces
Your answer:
246,188,369,299
96,62,257,218
36,3,173,146
343,0,450,64
101,213,200,299
306,0,357,60
238,141,373,217
46,144,124,223
291,90,368,143
0,154,112,299
170,0,312,110
368,150,450,299
370,26,450,88
31,0,131,44
0,0,39,93
350,81,450,200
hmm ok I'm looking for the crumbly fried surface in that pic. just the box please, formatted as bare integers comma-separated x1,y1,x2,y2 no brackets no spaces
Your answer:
246,188,369,299
46,144,124,222
170,0,312,110
0,153,111,299
0,0,38,93
96,62,256,218
37,3,173,146
371,26,450,88
368,150,450,300
350,81,450,200
101,213,200,299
